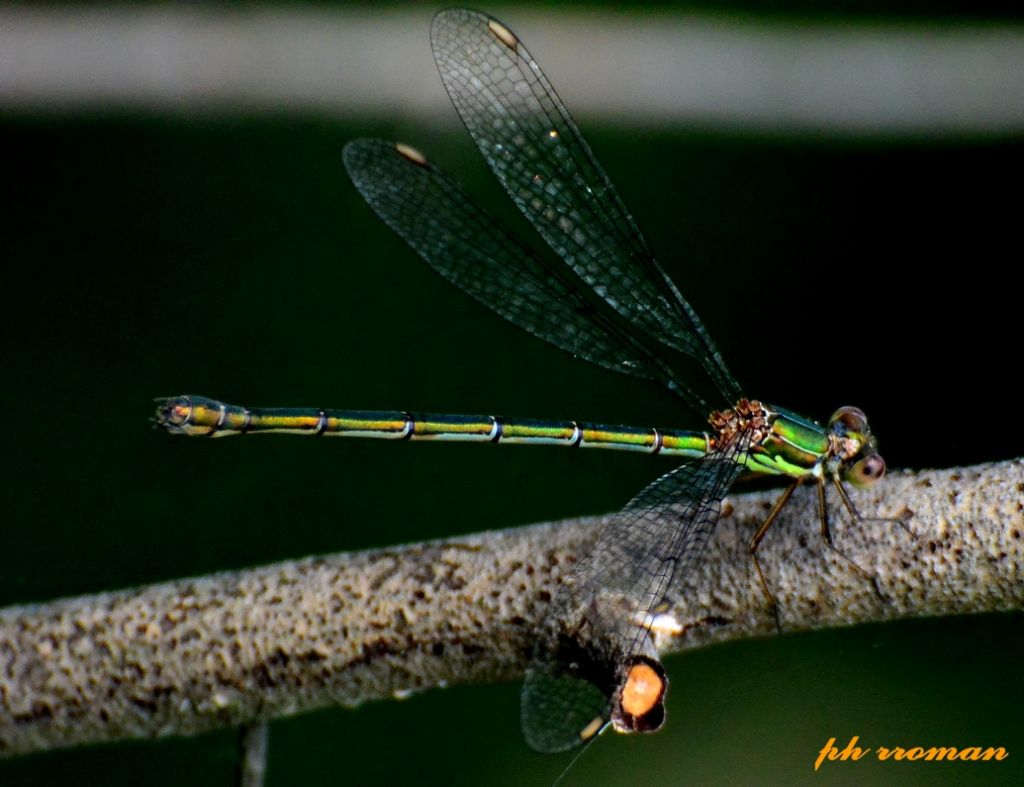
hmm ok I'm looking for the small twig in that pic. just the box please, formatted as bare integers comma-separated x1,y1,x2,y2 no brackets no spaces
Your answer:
0,459,1020,757
237,722,268,787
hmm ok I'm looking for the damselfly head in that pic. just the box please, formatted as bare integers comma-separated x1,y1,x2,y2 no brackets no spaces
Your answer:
828,406,886,488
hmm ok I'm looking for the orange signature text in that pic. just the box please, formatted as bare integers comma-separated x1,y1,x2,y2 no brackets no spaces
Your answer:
815,736,1008,771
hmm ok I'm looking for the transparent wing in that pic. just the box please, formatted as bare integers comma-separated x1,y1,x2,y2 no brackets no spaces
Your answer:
431,8,742,408
520,436,750,752
344,139,692,395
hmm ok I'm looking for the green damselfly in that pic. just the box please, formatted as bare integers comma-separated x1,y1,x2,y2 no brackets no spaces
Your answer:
157,8,889,755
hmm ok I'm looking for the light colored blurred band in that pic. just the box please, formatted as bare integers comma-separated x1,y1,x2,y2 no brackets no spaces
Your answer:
2,6,1023,135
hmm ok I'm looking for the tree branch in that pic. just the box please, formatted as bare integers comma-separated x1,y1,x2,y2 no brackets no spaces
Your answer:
1,459,1021,757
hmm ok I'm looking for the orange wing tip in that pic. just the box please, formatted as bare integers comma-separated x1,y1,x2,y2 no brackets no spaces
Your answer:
395,143,427,167
579,715,606,742
612,656,667,734
487,19,518,51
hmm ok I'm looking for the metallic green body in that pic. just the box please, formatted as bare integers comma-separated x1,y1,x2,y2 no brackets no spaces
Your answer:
158,396,710,459
158,396,836,481
742,405,830,479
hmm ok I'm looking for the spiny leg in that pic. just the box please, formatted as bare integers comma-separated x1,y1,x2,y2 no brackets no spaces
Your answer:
832,476,916,538
750,474,891,629
825,478,899,605
817,481,883,601
749,479,801,632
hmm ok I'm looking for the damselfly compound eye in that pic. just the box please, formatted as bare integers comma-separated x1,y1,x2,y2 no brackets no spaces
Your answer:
829,405,869,434
849,453,886,487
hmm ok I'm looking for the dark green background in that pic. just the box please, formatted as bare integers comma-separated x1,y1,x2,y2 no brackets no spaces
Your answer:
3,4,1022,785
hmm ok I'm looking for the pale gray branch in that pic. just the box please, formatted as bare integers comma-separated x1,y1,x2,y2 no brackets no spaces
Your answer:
1,459,1021,757
2,7,1023,134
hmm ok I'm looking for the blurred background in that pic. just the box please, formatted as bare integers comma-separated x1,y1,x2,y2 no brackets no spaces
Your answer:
2,2,1022,785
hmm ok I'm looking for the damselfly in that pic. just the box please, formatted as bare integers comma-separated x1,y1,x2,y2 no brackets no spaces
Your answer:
157,8,889,754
